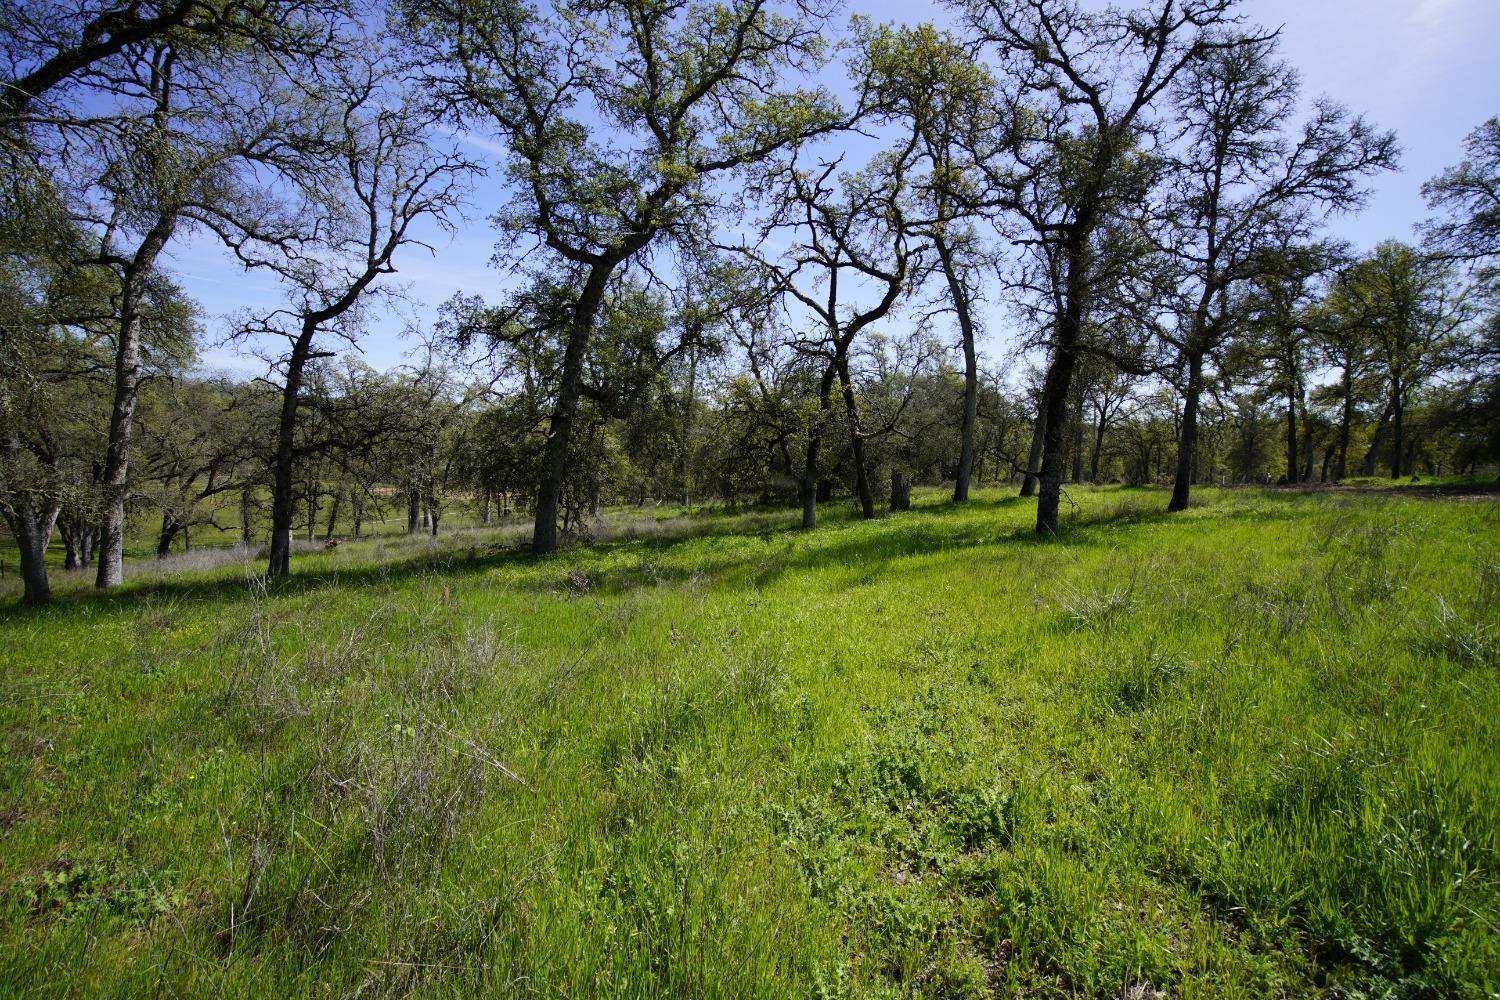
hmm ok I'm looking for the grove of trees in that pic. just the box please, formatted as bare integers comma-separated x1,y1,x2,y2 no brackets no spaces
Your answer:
4,0,1498,605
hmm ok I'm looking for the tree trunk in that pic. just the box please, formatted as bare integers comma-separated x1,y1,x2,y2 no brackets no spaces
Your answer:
798,475,817,530
406,483,421,534
889,470,911,511
1284,387,1298,484
305,474,318,543
1090,419,1107,483
1389,382,1404,479
157,511,177,558
533,265,612,555
1335,367,1354,481
481,486,491,525
937,236,979,503
1361,398,1392,477
836,357,875,520
241,485,254,544
96,273,150,589
96,209,175,588
800,363,837,530
268,320,316,578
1035,358,1075,532
11,508,56,606
1299,392,1315,484
1169,351,1204,512
1,427,60,604
1070,392,1085,484
324,487,341,540
681,343,698,507
1036,237,1092,535
1020,397,1047,497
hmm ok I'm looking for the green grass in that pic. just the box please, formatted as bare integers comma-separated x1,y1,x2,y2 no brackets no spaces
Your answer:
1,486,1497,997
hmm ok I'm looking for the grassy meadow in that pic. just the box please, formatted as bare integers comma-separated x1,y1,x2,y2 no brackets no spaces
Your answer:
1,486,1497,998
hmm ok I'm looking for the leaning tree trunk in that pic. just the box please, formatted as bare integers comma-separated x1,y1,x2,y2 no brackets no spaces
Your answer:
1168,351,1205,513
533,267,610,556
267,320,316,578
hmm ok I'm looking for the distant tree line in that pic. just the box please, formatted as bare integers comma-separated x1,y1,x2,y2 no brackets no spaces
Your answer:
3,0,1497,605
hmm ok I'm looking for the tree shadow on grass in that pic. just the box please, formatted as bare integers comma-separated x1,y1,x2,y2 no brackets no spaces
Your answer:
0,489,1309,622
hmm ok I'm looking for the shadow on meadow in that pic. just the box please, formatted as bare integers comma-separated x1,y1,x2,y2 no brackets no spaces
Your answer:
1,487,1316,623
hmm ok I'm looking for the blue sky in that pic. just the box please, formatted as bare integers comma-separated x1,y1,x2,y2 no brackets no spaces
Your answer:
180,0,1500,378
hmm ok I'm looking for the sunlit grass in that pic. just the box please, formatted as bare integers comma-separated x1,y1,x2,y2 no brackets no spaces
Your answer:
1,486,1497,997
